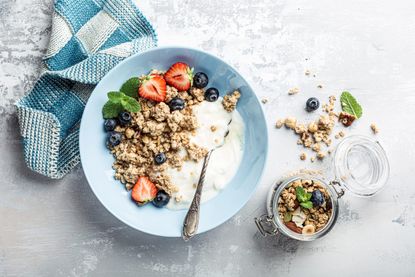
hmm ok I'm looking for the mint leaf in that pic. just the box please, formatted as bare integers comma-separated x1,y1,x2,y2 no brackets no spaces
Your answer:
120,77,140,98
300,201,313,209
340,91,363,118
108,92,122,102
305,192,312,201
283,212,292,222
121,95,141,113
102,101,123,119
295,186,307,202
107,91,124,103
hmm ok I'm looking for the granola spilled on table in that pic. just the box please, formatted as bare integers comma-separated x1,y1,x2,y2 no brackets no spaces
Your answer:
275,89,374,162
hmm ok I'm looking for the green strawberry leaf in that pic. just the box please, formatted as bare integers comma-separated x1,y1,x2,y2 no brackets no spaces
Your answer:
340,91,363,118
102,101,123,119
300,201,313,209
120,77,140,98
107,91,123,103
121,94,141,113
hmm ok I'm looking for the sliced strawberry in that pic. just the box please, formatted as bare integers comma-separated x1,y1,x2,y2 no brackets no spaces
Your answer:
164,62,193,91
138,74,167,102
131,176,158,205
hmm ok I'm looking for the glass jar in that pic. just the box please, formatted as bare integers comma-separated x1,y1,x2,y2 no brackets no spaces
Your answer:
255,135,390,241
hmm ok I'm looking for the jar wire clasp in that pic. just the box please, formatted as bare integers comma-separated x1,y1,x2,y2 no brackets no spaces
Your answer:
329,180,345,199
255,214,278,237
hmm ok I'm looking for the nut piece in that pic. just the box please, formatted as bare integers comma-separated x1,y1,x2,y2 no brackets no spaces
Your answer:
300,153,307,160
311,143,321,152
275,119,284,129
285,221,302,234
308,122,318,133
125,128,135,139
288,87,300,95
210,125,217,132
339,112,356,127
284,117,297,129
302,224,316,235
261,98,268,104
370,123,379,134
316,151,325,160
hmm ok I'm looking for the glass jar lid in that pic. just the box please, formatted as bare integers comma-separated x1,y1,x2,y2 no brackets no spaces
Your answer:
333,135,390,197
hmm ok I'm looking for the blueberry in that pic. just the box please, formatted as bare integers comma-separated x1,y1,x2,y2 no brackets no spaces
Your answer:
152,190,170,208
104,119,117,132
107,131,122,147
204,88,219,102
193,72,209,88
154,153,167,165
169,97,185,111
306,97,320,112
311,189,325,207
118,111,131,125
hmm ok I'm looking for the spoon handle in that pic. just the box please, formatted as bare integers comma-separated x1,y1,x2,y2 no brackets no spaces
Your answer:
182,150,213,241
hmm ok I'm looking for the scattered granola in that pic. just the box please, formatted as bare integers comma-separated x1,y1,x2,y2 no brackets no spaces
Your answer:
317,84,323,89
370,123,379,134
284,117,297,129
278,179,332,234
261,98,268,104
300,153,307,161
339,111,356,127
275,119,284,129
288,87,300,95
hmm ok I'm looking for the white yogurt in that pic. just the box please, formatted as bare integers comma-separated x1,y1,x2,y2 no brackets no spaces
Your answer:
166,99,245,210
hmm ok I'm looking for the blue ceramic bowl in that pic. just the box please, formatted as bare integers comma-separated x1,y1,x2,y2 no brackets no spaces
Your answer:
80,47,268,237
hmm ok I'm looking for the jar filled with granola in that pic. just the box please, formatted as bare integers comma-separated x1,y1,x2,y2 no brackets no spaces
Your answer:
255,135,390,241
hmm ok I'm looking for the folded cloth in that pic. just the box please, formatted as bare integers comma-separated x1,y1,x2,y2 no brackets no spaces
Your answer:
16,0,157,179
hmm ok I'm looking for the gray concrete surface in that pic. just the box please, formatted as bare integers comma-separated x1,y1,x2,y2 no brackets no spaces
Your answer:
1,0,415,276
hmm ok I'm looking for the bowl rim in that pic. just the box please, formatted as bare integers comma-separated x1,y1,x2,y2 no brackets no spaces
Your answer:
79,46,269,237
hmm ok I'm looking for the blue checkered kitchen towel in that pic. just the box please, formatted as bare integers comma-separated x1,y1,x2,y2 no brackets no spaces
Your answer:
16,0,157,179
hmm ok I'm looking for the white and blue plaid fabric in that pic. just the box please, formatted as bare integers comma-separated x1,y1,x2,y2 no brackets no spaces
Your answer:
16,0,157,179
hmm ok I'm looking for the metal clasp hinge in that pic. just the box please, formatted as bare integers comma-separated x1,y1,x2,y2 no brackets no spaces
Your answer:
329,181,345,199
254,214,278,237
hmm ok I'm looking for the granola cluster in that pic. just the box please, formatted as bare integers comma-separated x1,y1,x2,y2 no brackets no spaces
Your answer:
278,179,332,235
110,86,240,195
222,90,241,112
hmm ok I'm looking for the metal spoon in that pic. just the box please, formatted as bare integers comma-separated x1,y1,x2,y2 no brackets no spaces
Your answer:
182,123,231,241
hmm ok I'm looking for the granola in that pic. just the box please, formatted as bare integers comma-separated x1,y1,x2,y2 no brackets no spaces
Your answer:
278,178,332,234
104,63,242,207
222,90,241,112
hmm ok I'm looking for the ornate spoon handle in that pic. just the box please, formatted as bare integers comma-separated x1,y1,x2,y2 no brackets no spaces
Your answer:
182,150,213,241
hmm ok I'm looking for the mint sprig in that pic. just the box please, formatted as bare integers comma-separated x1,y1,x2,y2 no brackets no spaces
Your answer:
340,91,363,118
102,91,141,119
295,186,313,209
120,77,140,98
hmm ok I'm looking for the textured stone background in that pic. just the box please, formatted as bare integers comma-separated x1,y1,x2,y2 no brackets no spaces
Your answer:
1,0,415,276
